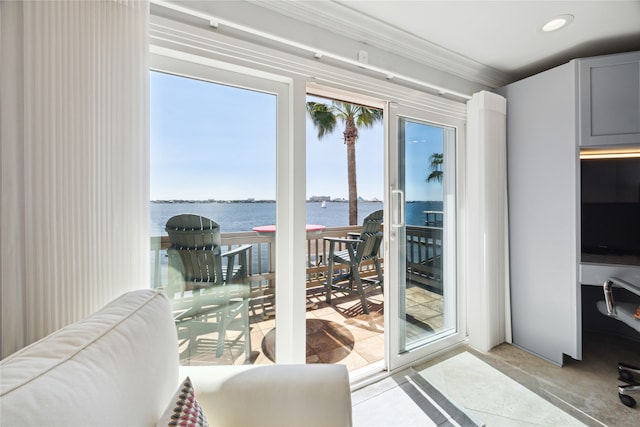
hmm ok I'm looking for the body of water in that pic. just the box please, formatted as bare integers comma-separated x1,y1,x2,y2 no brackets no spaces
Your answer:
150,201,442,235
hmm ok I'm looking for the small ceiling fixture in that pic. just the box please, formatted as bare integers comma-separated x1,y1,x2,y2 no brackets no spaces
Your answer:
541,14,574,32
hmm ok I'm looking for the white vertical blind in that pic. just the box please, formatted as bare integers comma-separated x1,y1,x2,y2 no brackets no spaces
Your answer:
1,0,149,358
465,91,511,352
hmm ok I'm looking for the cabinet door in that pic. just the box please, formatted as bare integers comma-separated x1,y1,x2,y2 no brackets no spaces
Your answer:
500,62,580,366
579,51,640,146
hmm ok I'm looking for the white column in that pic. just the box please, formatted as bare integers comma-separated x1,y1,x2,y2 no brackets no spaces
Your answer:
465,91,511,352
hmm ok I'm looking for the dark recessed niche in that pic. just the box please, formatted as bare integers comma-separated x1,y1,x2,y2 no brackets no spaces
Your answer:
581,157,640,266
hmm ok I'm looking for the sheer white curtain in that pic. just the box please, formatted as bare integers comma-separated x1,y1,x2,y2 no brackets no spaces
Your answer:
1,0,149,358
465,91,511,352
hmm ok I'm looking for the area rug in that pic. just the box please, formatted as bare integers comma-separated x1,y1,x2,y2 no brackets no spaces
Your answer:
261,318,354,363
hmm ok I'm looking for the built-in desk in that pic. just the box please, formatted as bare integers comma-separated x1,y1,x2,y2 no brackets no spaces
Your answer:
580,264,640,343
580,263,640,287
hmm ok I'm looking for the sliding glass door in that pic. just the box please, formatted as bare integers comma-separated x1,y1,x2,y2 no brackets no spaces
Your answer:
387,105,464,370
150,54,291,366
149,52,466,373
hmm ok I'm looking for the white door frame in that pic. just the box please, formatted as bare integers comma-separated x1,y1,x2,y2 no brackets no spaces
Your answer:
386,103,467,372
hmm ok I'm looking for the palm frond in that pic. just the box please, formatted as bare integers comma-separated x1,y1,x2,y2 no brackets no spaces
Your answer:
331,101,383,130
356,107,383,128
426,152,444,183
306,101,337,139
427,170,443,183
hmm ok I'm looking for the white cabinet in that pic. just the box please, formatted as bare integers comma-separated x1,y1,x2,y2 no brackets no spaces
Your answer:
579,51,640,147
500,50,639,366
498,61,580,366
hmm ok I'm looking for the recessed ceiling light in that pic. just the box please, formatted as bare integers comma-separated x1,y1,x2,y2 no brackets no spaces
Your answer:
541,14,574,32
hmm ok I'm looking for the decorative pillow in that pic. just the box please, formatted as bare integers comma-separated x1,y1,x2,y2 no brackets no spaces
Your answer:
157,377,209,427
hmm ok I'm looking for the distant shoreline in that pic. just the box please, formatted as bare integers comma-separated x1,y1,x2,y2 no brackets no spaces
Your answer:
151,199,276,204
150,199,385,204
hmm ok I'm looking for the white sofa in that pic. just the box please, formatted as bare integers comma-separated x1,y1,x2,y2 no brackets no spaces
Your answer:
0,289,353,426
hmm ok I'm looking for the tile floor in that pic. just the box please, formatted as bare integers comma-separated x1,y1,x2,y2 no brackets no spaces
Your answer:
473,332,640,427
418,351,586,426
352,334,640,427
351,370,459,427
352,351,586,427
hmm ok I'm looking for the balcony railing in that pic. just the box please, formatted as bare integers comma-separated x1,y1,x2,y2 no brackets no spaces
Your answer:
151,225,380,294
151,225,441,295
406,224,443,293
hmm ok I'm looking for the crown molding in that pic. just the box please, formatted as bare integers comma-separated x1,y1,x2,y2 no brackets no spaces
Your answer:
253,0,510,88
150,14,469,118
152,0,489,99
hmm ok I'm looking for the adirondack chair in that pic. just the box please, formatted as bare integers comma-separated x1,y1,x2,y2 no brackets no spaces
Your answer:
324,210,383,314
165,214,252,360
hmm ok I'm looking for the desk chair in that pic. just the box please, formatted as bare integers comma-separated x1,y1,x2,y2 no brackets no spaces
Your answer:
596,277,640,407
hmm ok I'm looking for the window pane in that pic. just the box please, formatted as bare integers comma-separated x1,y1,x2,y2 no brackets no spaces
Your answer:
400,118,456,351
150,70,276,366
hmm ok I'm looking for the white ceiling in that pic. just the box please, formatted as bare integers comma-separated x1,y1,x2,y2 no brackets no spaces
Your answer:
335,1,640,78
260,0,640,85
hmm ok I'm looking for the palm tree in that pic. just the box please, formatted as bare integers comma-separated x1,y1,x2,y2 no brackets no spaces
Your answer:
307,100,383,225
426,153,443,183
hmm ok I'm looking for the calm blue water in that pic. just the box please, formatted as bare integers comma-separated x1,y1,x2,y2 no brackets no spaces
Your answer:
150,201,442,235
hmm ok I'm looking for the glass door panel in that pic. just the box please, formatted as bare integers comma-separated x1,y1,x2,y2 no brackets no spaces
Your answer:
400,118,455,350
150,56,284,366
388,106,462,370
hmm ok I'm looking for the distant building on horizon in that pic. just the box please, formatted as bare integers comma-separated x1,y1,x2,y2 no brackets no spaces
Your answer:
308,195,382,202
309,195,331,202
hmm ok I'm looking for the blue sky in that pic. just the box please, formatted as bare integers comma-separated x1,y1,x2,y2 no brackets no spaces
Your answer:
403,120,444,201
150,71,443,202
150,71,277,200
305,95,384,201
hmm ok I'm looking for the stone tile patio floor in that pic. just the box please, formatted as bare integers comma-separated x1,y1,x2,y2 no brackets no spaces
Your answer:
178,283,444,370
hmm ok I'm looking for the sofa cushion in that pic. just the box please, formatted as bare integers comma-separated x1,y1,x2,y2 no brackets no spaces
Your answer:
0,289,179,427
180,364,353,427
157,377,209,427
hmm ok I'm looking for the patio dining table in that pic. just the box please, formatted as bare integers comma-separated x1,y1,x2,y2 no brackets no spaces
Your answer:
252,224,326,237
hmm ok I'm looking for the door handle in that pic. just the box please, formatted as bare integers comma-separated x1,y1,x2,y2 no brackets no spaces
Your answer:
391,189,405,228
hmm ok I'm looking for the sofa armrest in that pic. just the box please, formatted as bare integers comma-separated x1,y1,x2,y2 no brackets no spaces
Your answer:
179,364,352,427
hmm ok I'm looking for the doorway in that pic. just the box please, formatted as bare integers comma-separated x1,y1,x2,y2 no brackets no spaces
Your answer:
304,92,386,372
388,104,465,371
